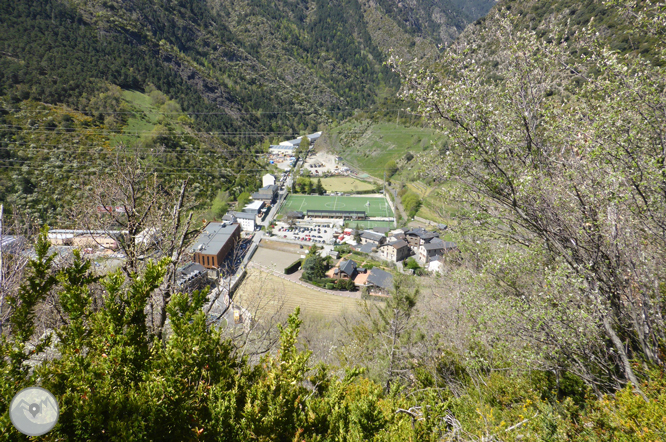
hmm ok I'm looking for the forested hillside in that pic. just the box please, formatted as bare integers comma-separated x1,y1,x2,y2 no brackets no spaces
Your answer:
0,0,493,223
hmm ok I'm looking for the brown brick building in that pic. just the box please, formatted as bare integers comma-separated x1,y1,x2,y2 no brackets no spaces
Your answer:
190,222,241,269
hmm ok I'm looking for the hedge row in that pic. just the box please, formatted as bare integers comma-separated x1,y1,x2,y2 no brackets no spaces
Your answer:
284,259,303,275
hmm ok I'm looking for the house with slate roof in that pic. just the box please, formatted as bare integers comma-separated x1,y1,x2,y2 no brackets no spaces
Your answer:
366,268,394,295
360,230,386,246
327,259,358,281
378,239,411,262
405,227,440,249
251,185,278,203
418,239,458,263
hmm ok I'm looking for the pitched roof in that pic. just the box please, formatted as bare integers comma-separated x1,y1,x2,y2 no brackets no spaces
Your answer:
230,211,255,220
390,240,409,249
372,227,390,234
406,228,439,240
339,259,357,276
358,243,375,254
423,239,457,251
367,268,394,290
360,231,384,242
190,222,239,255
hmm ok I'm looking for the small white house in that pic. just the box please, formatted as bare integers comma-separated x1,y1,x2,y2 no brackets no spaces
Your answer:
262,174,276,187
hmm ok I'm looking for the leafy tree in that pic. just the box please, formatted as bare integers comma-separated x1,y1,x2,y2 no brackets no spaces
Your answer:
236,191,251,209
346,275,421,392
299,135,310,151
302,255,327,281
211,190,230,219
393,4,666,395
385,160,398,179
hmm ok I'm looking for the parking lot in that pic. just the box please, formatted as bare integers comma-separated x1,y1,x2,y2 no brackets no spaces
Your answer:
272,221,339,245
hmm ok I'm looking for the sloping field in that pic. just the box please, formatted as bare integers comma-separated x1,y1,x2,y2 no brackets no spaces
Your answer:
233,269,362,321
279,195,393,218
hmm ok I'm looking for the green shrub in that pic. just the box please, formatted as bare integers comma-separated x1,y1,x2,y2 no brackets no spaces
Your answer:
284,259,302,275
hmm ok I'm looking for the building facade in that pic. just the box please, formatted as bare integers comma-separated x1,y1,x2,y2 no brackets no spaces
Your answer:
378,240,410,262
191,222,241,269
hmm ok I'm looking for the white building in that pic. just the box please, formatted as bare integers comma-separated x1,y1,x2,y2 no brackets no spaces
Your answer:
262,173,276,187
269,145,296,155
231,212,257,232
242,200,265,214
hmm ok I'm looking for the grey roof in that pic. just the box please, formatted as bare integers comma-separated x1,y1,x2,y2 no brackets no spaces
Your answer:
423,239,457,251
407,228,439,241
390,240,409,249
372,227,390,234
178,262,206,279
255,185,278,195
339,259,357,276
286,211,304,218
230,211,255,220
190,222,239,255
222,213,236,222
306,132,322,141
358,243,375,254
367,268,394,290
360,231,384,242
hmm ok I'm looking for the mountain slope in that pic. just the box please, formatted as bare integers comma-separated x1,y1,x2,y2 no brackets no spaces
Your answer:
0,0,495,223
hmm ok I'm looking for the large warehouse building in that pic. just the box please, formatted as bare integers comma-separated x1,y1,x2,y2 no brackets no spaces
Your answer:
190,222,241,269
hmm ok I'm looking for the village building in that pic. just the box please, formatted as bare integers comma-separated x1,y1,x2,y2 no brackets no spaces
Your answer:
365,268,394,295
176,262,207,291
227,211,257,232
378,240,411,263
359,230,386,247
418,239,458,263
242,200,265,214
262,173,276,187
405,227,440,249
251,185,278,203
269,144,296,155
190,222,241,270
327,259,358,281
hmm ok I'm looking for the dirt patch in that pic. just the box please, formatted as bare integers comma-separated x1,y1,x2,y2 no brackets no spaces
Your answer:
251,247,302,270
259,239,307,254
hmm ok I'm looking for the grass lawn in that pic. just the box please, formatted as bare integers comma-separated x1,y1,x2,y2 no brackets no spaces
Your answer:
406,181,457,224
279,194,393,218
319,177,376,193
233,269,361,320
326,122,448,178
109,90,184,147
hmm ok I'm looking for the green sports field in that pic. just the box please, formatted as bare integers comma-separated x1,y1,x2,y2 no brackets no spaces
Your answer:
279,195,394,218
345,220,396,229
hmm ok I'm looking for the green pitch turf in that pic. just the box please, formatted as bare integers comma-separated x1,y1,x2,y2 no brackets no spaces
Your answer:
345,220,396,229
279,195,394,218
